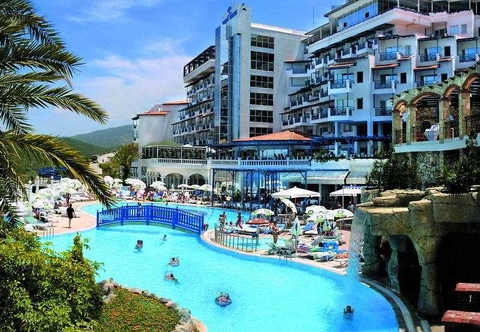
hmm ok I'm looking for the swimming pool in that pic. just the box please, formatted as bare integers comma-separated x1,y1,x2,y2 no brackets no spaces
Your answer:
43,203,398,332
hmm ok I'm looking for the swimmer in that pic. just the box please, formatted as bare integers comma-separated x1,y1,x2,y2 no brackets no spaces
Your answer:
162,235,167,241
344,305,354,314
168,257,179,266
165,273,177,282
135,239,143,250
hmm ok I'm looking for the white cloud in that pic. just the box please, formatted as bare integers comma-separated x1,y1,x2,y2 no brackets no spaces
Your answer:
76,41,190,123
68,0,164,23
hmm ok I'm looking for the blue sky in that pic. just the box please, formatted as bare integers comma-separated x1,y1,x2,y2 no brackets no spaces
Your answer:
29,0,339,137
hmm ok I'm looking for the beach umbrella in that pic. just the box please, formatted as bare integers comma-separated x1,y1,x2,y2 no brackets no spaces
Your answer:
246,218,270,225
271,186,320,199
305,205,327,215
279,197,297,214
200,184,213,191
103,176,114,186
151,181,168,191
190,184,201,189
125,178,146,191
178,184,191,189
331,208,354,219
289,216,302,253
251,208,275,216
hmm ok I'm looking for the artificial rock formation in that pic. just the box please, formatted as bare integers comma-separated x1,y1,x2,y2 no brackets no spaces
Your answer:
357,188,480,316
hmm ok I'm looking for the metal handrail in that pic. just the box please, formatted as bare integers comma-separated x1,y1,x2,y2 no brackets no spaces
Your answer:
96,204,204,234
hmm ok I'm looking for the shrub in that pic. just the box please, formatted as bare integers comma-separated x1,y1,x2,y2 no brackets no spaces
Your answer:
0,224,103,331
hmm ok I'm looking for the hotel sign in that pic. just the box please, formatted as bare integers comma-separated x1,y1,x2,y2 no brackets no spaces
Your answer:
222,5,237,25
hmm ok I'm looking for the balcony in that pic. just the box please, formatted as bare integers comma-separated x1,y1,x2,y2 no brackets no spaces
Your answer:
416,80,437,87
378,52,397,61
420,53,438,62
374,80,397,91
375,107,393,117
458,53,478,63
329,80,353,95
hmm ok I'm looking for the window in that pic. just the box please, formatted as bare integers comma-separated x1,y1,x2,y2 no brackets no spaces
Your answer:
250,75,274,88
343,123,353,132
461,24,467,34
250,110,273,123
251,35,274,49
250,92,273,106
400,73,407,84
356,98,363,109
444,46,451,57
357,71,363,83
441,73,448,81
249,127,273,137
251,51,274,71
450,25,459,35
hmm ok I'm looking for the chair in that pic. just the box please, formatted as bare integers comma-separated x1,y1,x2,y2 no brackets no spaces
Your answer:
302,221,318,236
266,242,282,255
23,215,52,230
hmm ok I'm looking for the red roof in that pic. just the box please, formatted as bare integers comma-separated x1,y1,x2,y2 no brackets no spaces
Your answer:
414,64,439,71
163,101,188,105
442,310,480,326
372,63,399,70
234,131,311,142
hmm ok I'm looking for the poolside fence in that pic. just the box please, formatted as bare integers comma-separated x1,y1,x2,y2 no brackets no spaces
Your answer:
214,225,260,252
96,204,204,234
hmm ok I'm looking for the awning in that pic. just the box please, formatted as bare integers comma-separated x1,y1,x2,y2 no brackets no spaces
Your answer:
307,171,349,185
326,63,354,70
345,171,368,185
372,63,399,70
414,64,439,71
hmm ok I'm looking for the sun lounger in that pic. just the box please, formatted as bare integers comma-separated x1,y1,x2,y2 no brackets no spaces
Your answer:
23,215,52,230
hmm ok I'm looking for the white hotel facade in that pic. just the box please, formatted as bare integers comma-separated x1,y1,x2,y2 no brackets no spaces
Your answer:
133,1,480,197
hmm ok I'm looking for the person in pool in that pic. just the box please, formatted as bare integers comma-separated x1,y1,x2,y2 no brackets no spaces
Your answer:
168,257,179,266
135,240,143,250
165,273,177,282
162,234,167,241
344,305,354,314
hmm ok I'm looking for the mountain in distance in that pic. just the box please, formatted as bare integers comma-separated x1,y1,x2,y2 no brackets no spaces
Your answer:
69,124,132,149
60,137,113,158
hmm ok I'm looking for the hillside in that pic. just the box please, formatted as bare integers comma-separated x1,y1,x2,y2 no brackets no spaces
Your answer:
70,125,132,148
60,137,113,158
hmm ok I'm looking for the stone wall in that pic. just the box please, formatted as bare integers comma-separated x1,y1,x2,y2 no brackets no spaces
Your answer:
357,188,480,316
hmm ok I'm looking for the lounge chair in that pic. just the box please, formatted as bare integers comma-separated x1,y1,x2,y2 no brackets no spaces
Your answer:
23,215,52,230
302,221,318,236
266,242,282,255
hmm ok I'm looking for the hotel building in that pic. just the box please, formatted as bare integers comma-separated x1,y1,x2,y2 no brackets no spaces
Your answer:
133,1,480,199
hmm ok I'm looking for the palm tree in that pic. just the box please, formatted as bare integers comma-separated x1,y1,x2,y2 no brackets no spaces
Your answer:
111,143,141,184
0,0,116,222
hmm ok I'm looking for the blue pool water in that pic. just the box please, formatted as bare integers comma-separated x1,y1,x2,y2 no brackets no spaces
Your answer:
43,203,399,332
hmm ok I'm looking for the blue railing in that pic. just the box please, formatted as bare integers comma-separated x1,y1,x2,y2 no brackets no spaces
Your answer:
96,204,204,234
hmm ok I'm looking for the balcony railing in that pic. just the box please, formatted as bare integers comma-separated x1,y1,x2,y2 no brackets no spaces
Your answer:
420,53,438,62
379,52,396,61
375,107,393,116
443,120,459,139
374,80,396,89
331,80,348,89
466,113,480,135
331,107,353,116
416,80,437,87
459,54,477,63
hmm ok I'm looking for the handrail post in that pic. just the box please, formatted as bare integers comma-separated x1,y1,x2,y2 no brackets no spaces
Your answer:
172,207,178,230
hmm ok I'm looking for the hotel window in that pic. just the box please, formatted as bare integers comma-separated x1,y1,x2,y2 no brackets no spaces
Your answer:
251,35,274,49
450,25,459,35
356,98,363,110
250,75,274,88
400,72,407,84
250,92,273,106
343,123,353,132
251,51,274,71
249,127,273,137
357,71,363,83
250,110,273,123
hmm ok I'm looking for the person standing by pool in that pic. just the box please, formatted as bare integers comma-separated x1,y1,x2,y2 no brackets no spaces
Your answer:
66,203,75,228
236,212,243,228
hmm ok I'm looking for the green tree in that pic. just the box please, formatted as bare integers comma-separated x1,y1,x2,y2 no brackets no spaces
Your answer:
441,135,480,193
0,226,103,331
0,0,116,222
366,151,420,191
109,143,140,184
